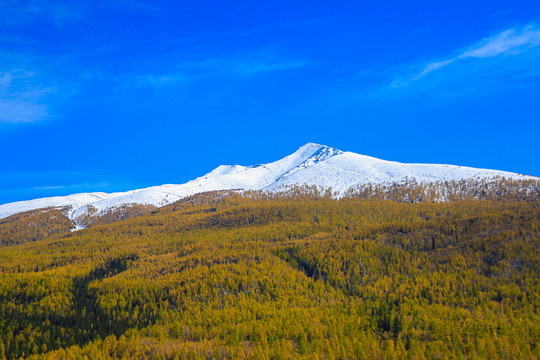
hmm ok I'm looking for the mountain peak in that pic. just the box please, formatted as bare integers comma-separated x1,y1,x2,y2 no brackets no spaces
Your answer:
291,143,343,161
296,142,339,152
297,142,326,149
0,143,536,221
280,143,343,178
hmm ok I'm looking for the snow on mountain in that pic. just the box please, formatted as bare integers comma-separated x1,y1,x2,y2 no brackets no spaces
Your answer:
0,192,115,219
69,143,339,218
0,143,536,221
263,151,533,193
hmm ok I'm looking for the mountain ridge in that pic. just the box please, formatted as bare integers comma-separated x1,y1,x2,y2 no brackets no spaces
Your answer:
0,143,536,221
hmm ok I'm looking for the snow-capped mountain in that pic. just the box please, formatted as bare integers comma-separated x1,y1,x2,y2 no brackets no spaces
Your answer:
0,143,536,220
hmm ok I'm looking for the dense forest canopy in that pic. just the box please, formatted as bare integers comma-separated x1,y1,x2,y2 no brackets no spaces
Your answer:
0,179,539,359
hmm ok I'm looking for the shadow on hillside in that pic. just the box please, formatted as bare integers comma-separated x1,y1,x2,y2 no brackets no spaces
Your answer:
4,254,141,359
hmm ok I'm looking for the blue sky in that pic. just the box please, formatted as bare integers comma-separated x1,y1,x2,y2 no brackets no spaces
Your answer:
1,0,539,203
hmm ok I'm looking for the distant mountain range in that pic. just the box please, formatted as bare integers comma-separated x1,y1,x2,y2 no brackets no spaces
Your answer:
0,143,536,221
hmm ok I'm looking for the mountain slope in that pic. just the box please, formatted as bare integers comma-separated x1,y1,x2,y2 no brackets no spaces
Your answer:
264,151,533,193
1,197,539,359
0,143,536,220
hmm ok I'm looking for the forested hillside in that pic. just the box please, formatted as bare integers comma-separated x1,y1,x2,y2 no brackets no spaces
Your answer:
0,204,156,247
0,191,539,359
0,208,74,246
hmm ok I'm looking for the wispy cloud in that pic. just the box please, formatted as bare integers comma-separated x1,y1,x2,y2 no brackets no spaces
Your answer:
104,0,161,14
131,52,313,86
232,57,311,76
0,169,124,203
32,185,65,190
339,23,540,108
410,59,455,80
0,0,82,27
0,0,158,28
130,73,190,86
462,26,540,58
0,181,113,204
31,182,110,191
0,70,56,123
408,24,540,82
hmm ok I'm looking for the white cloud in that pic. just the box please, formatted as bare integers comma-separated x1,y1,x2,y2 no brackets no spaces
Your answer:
411,24,540,81
130,52,312,87
233,58,310,76
462,27,540,58
32,185,65,190
0,0,82,27
173,52,311,76
412,59,455,79
132,73,191,86
0,99,48,123
0,70,56,123
32,182,110,191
